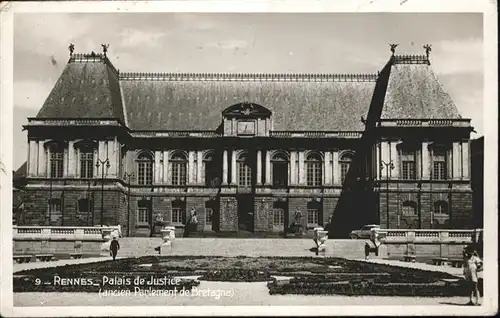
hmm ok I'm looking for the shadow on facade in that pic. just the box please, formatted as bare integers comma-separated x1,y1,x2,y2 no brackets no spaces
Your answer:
328,59,393,238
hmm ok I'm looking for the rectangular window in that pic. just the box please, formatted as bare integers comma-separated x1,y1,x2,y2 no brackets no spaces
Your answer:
307,209,319,225
432,149,447,180
138,161,153,185
401,149,416,180
47,199,61,224
238,163,251,187
137,200,150,224
307,162,322,186
205,208,213,224
78,199,92,213
80,152,93,178
272,162,288,187
172,208,183,223
273,208,284,225
172,163,187,186
50,151,64,178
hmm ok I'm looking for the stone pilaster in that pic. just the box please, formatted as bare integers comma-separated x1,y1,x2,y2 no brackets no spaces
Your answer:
390,141,399,179
256,150,262,185
38,141,46,177
290,151,297,185
422,141,429,180
265,150,271,185
197,151,203,184
231,150,237,185
324,151,331,185
298,151,305,185
462,141,470,179
375,143,381,180
222,150,228,185
67,141,76,177
163,150,169,184
332,150,339,185
452,142,461,180
154,150,161,183
28,140,38,177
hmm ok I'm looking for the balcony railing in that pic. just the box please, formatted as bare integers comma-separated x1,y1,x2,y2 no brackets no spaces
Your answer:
13,225,121,242
380,229,481,244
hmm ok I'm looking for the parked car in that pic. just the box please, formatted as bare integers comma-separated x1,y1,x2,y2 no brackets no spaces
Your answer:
349,224,380,239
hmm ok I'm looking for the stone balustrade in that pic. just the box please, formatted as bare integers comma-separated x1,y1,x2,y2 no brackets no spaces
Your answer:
13,225,120,242
380,229,480,244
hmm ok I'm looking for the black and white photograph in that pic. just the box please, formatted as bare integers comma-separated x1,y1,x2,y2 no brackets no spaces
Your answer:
0,0,497,316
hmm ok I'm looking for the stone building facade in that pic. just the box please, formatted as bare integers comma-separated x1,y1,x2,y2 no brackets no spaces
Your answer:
21,50,474,237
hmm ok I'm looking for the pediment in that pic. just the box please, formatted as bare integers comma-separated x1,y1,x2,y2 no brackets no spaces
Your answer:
222,102,272,118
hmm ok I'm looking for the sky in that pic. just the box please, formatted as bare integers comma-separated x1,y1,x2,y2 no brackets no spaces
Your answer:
13,12,484,171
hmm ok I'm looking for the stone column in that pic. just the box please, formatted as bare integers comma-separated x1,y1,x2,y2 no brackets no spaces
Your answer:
188,151,195,184
265,150,271,185
197,151,203,184
422,141,429,180
462,140,470,179
163,151,169,184
332,150,339,185
222,150,228,185
231,150,237,185
256,150,262,185
452,142,461,180
290,151,297,185
298,151,305,185
67,141,75,177
324,151,331,185
38,141,46,177
154,150,161,183
390,141,399,179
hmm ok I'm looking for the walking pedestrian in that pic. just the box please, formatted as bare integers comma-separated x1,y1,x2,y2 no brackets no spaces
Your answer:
110,236,120,261
463,246,483,305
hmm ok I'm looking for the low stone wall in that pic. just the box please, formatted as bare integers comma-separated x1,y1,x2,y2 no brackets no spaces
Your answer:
380,229,482,261
13,225,120,257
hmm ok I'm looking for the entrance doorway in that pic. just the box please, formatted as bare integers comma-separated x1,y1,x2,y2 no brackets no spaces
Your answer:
237,195,254,232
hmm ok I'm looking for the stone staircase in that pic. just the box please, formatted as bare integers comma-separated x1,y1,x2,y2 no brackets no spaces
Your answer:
118,237,372,259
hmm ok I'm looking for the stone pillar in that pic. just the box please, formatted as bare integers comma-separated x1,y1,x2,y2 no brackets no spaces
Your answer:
375,144,381,180
265,150,271,185
28,140,37,177
298,151,305,185
256,150,262,185
421,141,429,180
222,150,228,185
67,141,75,177
324,151,331,185
231,150,237,185
452,142,461,180
38,141,46,177
290,151,297,185
154,150,161,183
114,138,120,178
381,141,390,180
197,151,203,184
188,151,195,184
390,141,399,179
64,144,69,177
46,146,52,178
462,140,470,179
163,151,169,184
332,150,339,185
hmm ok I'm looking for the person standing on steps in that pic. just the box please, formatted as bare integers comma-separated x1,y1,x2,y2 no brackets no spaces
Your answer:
110,236,120,261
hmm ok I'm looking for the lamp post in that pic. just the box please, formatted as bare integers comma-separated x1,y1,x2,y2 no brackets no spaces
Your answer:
380,160,394,229
124,172,134,237
96,158,110,227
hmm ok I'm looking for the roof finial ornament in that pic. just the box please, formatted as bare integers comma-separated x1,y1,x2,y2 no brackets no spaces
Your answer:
423,44,432,58
101,44,110,57
389,43,399,56
68,43,75,56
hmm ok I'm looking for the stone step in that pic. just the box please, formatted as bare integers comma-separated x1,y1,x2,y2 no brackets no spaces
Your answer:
117,238,372,259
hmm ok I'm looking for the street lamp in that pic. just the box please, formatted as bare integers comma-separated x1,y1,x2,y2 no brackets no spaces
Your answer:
380,160,395,229
124,172,134,237
96,158,110,227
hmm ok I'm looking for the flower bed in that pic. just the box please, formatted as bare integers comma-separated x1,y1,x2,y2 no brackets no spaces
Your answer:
200,269,272,282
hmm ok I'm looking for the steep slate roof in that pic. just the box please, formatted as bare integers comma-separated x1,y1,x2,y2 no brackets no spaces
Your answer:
34,52,466,131
120,75,377,131
380,55,462,119
36,54,125,122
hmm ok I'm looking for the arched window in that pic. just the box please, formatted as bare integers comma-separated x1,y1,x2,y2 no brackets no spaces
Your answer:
432,147,448,180
204,153,219,187
272,153,288,187
340,153,353,184
306,153,322,186
400,146,417,180
170,153,187,186
49,144,64,178
434,200,449,215
237,153,252,187
401,200,417,216
136,152,153,185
